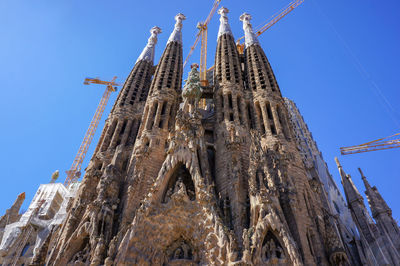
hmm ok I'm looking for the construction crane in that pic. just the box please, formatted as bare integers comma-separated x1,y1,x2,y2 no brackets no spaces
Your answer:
236,0,304,53
64,76,121,187
183,0,221,86
340,133,400,155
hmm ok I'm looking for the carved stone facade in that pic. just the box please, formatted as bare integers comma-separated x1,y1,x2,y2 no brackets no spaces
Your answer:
1,6,399,266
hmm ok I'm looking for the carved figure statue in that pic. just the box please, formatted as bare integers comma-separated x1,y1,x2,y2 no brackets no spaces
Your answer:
174,177,187,195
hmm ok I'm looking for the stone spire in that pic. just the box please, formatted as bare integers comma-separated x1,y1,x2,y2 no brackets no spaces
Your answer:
359,168,391,217
335,158,363,204
167,13,186,44
359,168,400,253
335,159,394,264
217,7,233,38
136,26,162,63
239,13,259,48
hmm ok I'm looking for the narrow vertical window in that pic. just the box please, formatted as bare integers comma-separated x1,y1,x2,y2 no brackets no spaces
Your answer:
237,96,243,125
247,103,254,129
266,102,277,135
255,102,265,135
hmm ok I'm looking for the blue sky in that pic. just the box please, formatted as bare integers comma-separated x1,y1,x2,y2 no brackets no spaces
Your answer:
0,0,399,223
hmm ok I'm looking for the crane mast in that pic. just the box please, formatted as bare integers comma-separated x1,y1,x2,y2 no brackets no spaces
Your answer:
183,0,221,85
64,76,120,187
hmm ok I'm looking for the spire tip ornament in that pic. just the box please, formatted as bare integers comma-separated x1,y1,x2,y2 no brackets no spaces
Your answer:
240,12,259,48
217,7,233,38
136,26,162,63
168,13,186,44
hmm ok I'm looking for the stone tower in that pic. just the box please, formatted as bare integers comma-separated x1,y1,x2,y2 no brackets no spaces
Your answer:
35,25,163,265
2,5,400,266
121,13,186,233
336,158,400,265
359,168,400,254
213,7,250,249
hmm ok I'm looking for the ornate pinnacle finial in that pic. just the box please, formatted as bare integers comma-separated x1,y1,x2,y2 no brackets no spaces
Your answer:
136,26,162,63
217,7,233,38
167,13,186,44
239,12,259,48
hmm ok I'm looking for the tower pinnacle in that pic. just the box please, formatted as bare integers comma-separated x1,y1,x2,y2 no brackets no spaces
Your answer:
137,26,162,63
167,13,186,44
359,167,373,191
217,7,233,38
239,12,259,48
335,157,363,203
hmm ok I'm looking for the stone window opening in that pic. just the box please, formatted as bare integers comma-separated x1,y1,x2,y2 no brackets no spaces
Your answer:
228,93,233,109
21,243,30,256
163,163,196,203
159,101,167,128
276,106,290,140
304,193,313,218
245,193,251,228
122,158,129,172
219,94,224,122
117,119,128,141
147,102,158,130
237,96,243,125
255,102,265,135
207,147,216,185
246,103,254,129
168,104,175,130
266,103,277,135
101,119,118,152
160,101,167,115
306,230,315,257
229,113,234,122
223,196,234,230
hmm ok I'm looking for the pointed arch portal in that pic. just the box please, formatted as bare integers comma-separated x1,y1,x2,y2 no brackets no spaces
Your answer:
163,163,196,202
261,231,286,262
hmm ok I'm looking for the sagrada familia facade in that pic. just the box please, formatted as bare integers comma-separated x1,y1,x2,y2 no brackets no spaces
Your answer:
0,7,399,266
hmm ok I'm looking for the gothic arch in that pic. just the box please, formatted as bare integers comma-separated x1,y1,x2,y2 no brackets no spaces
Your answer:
261,230,287,263
161,162,196,203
